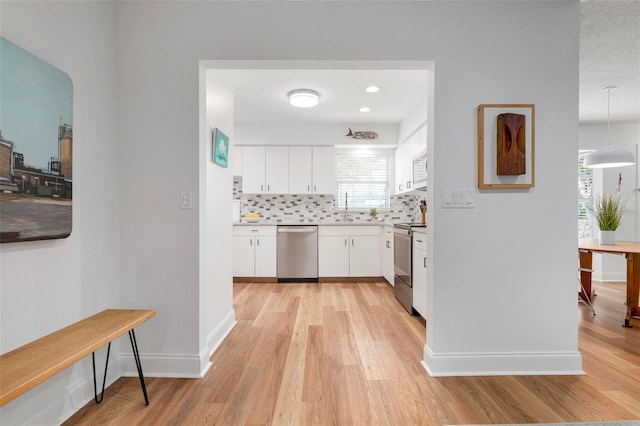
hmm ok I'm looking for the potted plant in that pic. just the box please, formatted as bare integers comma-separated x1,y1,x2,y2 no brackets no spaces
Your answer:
589,193,625,245
369,208,378,221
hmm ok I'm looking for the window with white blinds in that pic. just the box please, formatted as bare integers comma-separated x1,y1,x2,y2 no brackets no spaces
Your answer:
336,153,390,209
578,153,593,239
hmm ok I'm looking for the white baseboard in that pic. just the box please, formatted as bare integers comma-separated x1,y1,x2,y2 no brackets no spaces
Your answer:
0,352,120,426
422,345,584,376
120,309,236,379
203,309,237,376
593,271,626,282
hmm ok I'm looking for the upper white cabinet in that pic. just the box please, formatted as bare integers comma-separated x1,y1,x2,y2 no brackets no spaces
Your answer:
289,147,313,194
265,146,289,193
242,146,289,194
311,146,336,194
394,123,427,195
288,146,336,195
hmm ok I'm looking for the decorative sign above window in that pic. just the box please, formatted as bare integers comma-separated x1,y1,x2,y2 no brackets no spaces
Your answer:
0,37,74,243
345,128,378,140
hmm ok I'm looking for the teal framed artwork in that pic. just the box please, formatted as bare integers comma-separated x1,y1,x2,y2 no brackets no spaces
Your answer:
212,128,229,168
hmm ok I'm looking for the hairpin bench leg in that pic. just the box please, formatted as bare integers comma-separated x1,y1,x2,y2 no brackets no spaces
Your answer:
129,329,149,405
92,342,111,404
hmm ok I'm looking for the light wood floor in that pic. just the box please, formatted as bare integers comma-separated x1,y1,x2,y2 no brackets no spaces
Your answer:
65,281,640,425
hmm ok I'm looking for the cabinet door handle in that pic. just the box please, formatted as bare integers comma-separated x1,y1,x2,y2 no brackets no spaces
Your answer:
261,184,264,192
344,238,347,246
424,257,427,268
257,238,260,246
351,239,354,246
407,181,412,188
314,185,317,192
416,239,423,243
267,185,270,192
250,239,253,246
308,185,310,191
399,184,403,191
386,241,390,248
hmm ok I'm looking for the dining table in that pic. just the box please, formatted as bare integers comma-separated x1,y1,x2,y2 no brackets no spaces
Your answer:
578,239,640,328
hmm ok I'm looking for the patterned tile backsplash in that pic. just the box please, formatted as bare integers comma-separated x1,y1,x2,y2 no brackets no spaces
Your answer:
233,177,425,223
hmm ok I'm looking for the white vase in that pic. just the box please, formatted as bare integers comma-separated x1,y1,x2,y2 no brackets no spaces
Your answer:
599,230,616,245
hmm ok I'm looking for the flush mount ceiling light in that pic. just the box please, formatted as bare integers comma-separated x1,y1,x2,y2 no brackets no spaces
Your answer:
366,85,379,93
584,86,635,168
359,107,371,113
287,89,320,108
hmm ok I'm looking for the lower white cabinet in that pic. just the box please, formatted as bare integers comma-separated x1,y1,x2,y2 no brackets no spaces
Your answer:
233,226,277,277
318,226,381,277
412,233,427,317
381,226,394,285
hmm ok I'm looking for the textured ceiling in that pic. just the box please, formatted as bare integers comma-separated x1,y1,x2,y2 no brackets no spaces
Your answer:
580,0,640,122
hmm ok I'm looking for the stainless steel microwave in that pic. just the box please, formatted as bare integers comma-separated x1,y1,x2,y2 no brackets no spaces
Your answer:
412,152,427,190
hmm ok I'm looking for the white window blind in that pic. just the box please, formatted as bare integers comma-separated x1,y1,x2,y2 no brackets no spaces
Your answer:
578,153,593,239
336,153,390,209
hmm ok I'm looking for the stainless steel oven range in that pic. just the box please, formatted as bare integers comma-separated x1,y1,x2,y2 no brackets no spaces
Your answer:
393,223,426,315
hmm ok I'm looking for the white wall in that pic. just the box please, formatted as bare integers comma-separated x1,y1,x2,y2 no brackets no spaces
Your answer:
0,2,121,424
579,123,640,281
114,0,582,377
0,1,583,422
235,122,399,147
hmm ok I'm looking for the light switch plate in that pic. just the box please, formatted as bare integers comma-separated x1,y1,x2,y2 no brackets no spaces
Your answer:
181,191,193,209
442,188,475,208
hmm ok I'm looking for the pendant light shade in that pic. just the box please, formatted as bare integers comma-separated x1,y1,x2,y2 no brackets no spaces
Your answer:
583,144,635,168
584,86,634,169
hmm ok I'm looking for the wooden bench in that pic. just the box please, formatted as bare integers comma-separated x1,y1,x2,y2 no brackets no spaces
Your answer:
0,309,156,407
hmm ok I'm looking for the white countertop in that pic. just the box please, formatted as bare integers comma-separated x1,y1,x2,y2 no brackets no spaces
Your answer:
233,221,392,227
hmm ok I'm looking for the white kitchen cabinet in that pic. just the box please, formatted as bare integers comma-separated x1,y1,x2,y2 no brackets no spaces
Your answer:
394,123,427,195
412,233,427,317
381,226,394,285
349,235,381,277
288,146,313,194
265,146,289,193
318,235,350,277
242,146,266,193
241,146,288,194
318,226,380,277
233,235,255,277
311,146,336,194
254,235,277,276
288,146,336,195
395,141,412,194
232,146,243,176
232,226,277,277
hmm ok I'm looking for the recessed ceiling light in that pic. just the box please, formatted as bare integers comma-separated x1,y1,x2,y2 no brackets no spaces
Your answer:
287,89,320,108
359,107,370,113
366,85,380,93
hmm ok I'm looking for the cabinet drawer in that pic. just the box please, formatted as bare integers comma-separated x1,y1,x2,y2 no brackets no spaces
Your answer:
319,225,381,237
233,225,277,236
413,234,427,251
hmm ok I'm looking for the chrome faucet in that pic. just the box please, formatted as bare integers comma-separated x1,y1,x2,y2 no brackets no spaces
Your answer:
343,192,351,221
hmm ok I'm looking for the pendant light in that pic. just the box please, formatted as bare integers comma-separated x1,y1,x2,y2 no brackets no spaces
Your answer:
584,86,634,168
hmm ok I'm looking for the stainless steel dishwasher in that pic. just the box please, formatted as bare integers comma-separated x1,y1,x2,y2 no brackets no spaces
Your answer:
277,225,318,282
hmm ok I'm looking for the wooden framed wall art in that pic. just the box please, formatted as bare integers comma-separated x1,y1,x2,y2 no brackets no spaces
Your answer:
477,104,535,189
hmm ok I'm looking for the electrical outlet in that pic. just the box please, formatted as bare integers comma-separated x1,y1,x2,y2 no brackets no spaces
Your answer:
181,191,192,209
